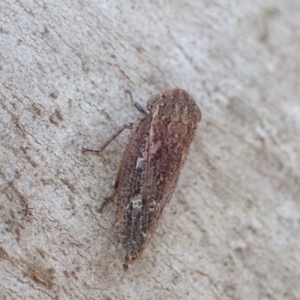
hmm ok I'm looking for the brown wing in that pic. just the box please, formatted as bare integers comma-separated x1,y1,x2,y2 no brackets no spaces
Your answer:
114,114,152,264
145,90,200,242
115,89,201,265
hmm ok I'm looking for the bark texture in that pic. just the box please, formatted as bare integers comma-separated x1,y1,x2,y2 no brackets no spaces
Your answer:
0,1,300,299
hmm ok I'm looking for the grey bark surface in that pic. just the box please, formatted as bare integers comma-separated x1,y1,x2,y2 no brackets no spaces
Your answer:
1,1,300,299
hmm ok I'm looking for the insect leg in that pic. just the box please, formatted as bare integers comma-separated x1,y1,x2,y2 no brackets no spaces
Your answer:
97,181,118,213
133,102,148,115
125,90,149,116
83,123,133,213
82,123,133,154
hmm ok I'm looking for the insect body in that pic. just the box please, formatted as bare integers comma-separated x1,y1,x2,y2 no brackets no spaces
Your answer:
84,89,201,270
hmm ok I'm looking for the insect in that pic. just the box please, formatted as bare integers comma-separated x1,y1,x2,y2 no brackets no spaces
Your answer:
84,89,201,270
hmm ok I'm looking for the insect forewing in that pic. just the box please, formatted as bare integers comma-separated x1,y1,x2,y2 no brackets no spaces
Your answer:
114,89,201,266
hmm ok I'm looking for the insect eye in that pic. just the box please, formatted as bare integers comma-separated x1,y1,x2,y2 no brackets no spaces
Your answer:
147,94,163,111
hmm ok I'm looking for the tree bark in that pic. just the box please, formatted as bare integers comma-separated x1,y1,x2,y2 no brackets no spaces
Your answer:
1,1,299,299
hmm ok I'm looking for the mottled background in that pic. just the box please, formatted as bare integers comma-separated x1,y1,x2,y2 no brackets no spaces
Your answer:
0,1,299,299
